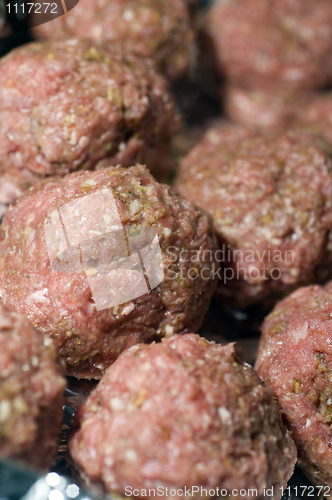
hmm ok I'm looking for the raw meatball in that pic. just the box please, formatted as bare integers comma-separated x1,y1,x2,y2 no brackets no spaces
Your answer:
0,164,218,379
295,92,332,146
256,283,332,491
32,0,194,80
226,88,332,140
0,301,66,470
0,38,176,215
174,125,332,308
208,0,332,92
225,87,308,129
68,334,296,499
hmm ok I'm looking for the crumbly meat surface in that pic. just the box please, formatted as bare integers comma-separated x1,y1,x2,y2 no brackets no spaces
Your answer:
32,0,194,80
174,125,332,308
0,38,176,215
256,284,332,490
0,301,66,469
69,334,296,499
0,164,218,379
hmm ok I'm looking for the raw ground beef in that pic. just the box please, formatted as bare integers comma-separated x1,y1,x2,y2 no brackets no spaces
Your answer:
0,301,66,470
69,334,296,499
0,38,176,216
0,164,218,379
32,0,194,80
256,283,332,491
174,125,332,308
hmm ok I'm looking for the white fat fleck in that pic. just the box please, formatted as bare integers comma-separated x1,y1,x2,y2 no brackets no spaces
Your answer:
292,321,309,342
43,337,53,347
163,227,172,238
22,364,29,372
125,449,137,462
104,456,114,468
88,230,102,236
110,397,125,411
202,413,211,428
112,305,120,316
0,400,10,422
96,363,107,370
218,407,231,423
30,289,50,304
164,324,174,337
121,303,135,316
31,356,39,367
305,419,311,428
123,8,134,21
81,179,96,187
118,142,126,151
128,345,140,353
129,199,141,216
103,213,113,225
85,267,98,277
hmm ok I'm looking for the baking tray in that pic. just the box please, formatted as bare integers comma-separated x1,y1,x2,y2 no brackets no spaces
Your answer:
0,3,323,500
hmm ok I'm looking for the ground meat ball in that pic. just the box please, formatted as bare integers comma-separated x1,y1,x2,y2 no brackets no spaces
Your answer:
32,0,194,81
225,87,308,129
68,334,296,499
208,0,332,92
226,88,332,139
174,125,332,308
0,164,218,380
0,38,176,215
255,284,332,491
0,301,66,470
295,93,332,146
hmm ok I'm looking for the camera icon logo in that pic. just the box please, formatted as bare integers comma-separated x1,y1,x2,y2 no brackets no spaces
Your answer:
44,187,164,311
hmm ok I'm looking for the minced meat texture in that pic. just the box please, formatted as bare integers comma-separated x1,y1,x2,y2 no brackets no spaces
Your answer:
68,334,296,499
225,87,309,129
295,92,332,147
0,38,176,216
32,0,194,80
174,125,332,308
208,0,332,92
256,284,332,489
0,301,66,470
0,164,218,379
225,88,332,142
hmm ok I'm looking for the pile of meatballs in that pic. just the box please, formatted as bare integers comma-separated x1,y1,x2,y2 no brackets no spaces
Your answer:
2,0,332,499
